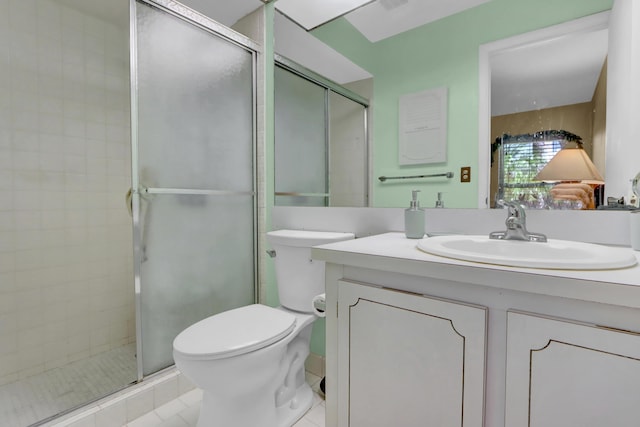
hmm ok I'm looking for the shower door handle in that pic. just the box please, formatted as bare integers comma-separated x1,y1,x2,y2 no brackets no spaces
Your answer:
143,187,255,196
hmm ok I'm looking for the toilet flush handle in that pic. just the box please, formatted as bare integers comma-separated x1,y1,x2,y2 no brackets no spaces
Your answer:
266,249,276,258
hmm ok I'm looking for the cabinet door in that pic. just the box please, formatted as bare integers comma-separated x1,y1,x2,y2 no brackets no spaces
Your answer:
337,280,487,427
505,311,640,427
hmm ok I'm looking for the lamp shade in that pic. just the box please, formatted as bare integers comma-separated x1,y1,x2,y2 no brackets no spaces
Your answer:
534,148,604,184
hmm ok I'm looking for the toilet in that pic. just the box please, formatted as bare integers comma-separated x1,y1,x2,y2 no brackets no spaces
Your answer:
173,229,354,427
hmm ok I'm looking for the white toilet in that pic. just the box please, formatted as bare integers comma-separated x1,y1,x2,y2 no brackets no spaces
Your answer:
173,229,354,427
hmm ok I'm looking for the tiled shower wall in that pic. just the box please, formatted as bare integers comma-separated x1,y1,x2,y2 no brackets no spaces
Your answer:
0,0,135,385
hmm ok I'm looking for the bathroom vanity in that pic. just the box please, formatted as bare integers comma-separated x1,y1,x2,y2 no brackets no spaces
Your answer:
312,232,640,427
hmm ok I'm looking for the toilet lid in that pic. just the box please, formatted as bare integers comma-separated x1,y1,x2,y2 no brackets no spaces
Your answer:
173,304,297,360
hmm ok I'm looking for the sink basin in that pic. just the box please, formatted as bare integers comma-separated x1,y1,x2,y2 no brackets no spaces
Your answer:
417,235,637,270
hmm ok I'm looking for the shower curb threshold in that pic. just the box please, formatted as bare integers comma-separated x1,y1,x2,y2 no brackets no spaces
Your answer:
43,367,195,427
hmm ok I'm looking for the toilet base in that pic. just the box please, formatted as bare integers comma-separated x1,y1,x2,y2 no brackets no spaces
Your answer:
277,381,314,427
196,379,314,427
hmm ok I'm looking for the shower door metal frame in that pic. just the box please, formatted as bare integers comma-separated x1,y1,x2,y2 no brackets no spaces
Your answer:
129,0,260,381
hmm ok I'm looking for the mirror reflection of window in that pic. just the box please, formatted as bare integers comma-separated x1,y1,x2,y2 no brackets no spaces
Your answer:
494,132,574,209
274,59,369,207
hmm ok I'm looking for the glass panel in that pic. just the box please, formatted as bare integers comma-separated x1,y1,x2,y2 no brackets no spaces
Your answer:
136,2,254,192
274,66,327,206
134,2,255,375
138,194,254,373
329,91,368,207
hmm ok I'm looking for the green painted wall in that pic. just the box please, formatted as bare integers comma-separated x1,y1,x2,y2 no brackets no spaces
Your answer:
313,0,613,209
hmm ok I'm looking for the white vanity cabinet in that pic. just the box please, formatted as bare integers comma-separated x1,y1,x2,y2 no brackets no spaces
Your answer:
312,233,640,427
505,311,640,427
336,280,487,427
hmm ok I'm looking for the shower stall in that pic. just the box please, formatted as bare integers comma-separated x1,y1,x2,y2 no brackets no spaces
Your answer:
0,0,257,425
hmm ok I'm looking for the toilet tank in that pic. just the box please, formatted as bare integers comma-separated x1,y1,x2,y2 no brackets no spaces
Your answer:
267,230,354,312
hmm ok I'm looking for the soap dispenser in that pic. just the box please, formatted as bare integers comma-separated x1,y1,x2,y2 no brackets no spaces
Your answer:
405,190,425,239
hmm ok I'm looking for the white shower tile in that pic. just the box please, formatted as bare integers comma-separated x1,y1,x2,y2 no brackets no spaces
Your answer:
14,191,41,211
39,97,64,115
127,411,164,427
0,272,16,294
16,346,44,375
177,388,200,407
86,122,106,141
40,153,66,172
0,172,11,191
126,388,155,423
294,418,319,427
176,375,196,397
0,312,17,335
95,399,126,427
153,376,179,408
176,404,199,426
66,414,97,427
0,291,16,315
65,155,86,174
0,251,15,273
86,156,107,174
41,247,66,268
304,402,326,427
38,113,64,135
10,130,39,152
0,230,15,251
157,414,189,427
63,99,86,120
0,150,12,171
63,118,85,138
155,399,188,421
9,0,36,29
12,151,39,171
0,353,18,379
85,106,106,124
14,210,40,230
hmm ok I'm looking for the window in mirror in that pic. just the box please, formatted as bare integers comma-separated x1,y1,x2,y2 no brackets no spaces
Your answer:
493,131,603,210
495,132,567,208
274,57,369,207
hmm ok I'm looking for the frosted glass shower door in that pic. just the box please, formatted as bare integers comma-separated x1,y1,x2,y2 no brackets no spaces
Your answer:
131,0,256,375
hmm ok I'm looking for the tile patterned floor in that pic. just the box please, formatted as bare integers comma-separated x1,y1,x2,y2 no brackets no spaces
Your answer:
0,344,137,427
124,373,326,427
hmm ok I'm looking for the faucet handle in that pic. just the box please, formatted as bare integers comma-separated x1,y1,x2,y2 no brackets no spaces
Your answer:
497,199,526,219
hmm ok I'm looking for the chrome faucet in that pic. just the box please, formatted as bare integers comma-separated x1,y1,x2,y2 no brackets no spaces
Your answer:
489,200,547,242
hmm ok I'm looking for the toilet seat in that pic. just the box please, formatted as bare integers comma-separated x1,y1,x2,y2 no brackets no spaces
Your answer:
173,304,297,361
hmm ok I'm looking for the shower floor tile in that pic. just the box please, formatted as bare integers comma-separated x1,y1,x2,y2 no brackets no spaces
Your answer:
0,344,137,427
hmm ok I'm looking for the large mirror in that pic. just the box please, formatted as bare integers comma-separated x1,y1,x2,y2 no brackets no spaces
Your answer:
275,0,640,209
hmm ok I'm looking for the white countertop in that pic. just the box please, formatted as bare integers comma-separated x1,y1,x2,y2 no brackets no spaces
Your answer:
312,232,640,309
